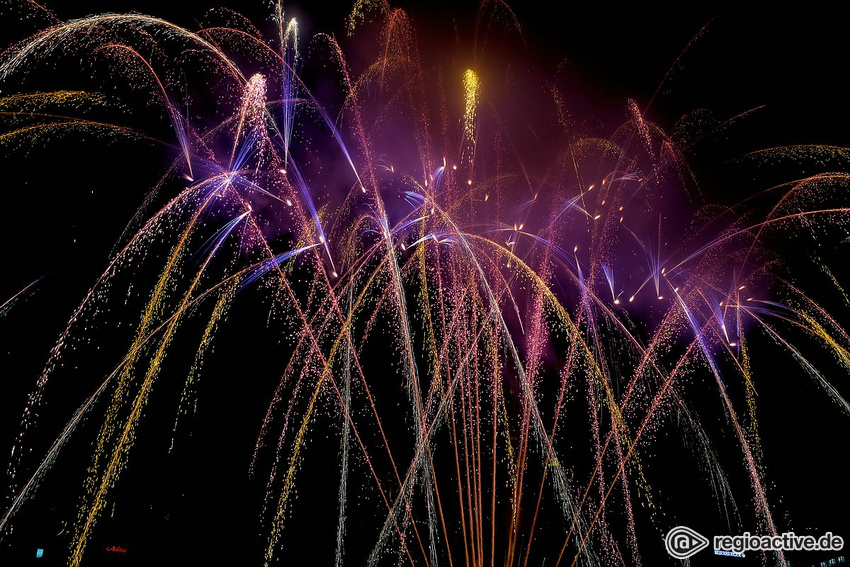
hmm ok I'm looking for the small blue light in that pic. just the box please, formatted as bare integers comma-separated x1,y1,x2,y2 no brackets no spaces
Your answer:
36,548,44,558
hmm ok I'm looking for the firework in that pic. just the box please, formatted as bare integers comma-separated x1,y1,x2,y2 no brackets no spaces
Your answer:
1,3,848,566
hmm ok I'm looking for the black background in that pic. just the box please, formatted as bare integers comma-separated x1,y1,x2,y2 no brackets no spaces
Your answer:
1,2,848,566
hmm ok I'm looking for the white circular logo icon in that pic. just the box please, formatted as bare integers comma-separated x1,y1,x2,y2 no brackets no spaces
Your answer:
665,525,710,559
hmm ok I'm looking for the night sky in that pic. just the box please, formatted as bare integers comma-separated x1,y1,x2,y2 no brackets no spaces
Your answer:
1,2,848,566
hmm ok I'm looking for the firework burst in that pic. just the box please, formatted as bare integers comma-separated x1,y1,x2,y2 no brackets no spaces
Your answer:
1,2,849,566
